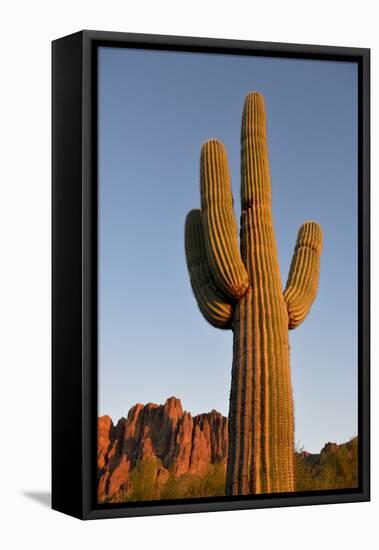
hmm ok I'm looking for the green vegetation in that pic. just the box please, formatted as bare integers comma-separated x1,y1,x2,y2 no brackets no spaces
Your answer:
295,437,358,491
160,462,226,500
127,457,162,501
109,459,226,503
108,438,358,502
109,457,162,503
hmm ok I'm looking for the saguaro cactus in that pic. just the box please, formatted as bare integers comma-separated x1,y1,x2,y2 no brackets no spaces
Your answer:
185,92,323,495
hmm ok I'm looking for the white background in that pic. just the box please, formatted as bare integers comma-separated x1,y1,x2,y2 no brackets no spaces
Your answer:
0,1,376,548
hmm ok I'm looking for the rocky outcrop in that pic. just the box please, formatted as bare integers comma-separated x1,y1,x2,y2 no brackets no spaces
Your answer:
321,442,339,454
97,397,228,502
98,399,358,501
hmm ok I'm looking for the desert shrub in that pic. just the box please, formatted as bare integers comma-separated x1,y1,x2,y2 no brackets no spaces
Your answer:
159,472,183,500
111,438,358,502
185,462,226,498
295,437,358,491
125,457,162,502
160,462,226,500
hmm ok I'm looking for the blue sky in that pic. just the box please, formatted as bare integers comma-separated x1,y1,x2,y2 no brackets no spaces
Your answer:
98,47,358,453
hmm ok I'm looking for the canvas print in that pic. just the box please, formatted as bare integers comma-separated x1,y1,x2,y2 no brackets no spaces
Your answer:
97,48,358,504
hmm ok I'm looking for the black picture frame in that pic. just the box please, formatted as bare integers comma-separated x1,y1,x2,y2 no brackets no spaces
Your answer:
52,30,370,520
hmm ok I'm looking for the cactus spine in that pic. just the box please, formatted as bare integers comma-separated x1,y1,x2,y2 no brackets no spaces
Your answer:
185,92,323,494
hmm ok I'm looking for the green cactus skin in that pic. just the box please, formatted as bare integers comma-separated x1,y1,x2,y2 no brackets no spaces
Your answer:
185,92,323,495
185,210,234,329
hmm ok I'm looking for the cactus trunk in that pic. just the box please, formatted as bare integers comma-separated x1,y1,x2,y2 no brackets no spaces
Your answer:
227,210,294,494
185,92,323,495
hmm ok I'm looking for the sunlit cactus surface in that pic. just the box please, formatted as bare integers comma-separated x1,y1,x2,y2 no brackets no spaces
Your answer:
185,92,323,494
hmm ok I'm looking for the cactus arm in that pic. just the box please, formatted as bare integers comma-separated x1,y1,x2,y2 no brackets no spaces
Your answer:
200,140,249,300
241,92,272,212
185,209,234,329
283,221,323,329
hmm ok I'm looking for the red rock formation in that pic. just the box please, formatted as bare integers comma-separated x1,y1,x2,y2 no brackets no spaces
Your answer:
97,397,228,502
